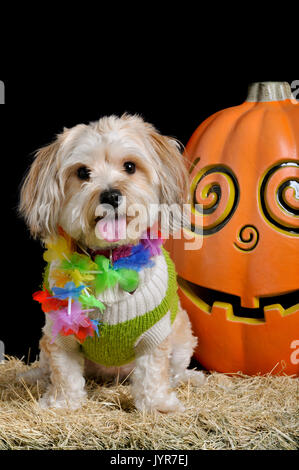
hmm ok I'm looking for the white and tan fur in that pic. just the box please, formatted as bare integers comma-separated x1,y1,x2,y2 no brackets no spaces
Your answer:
19,114,205,412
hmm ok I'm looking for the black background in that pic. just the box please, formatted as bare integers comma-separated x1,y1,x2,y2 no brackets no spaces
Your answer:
0,73,296,361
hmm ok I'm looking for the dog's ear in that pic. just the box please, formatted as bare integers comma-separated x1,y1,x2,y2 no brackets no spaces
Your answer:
146,130,190,235
19,134,65,240
148,130,189,207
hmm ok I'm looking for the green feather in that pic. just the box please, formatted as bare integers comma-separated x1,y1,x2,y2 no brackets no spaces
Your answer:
117,268,139,292
79,294,105,311
95,270,120,294
94,255,110,272
93,255,139,294
61,253,96,273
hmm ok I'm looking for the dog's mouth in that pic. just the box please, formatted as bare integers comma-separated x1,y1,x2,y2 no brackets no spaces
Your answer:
94,211,127,243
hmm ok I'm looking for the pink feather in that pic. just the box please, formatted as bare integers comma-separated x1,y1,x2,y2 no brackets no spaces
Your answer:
48,302,93,343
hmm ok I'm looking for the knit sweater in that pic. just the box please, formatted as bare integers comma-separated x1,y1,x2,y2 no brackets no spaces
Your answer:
43,247,179,367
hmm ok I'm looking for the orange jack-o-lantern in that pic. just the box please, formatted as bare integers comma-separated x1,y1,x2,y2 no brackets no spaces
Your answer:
166,82,299,375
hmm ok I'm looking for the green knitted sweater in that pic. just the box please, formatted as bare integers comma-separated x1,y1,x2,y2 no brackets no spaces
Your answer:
81,248,179,366
44,247,179,367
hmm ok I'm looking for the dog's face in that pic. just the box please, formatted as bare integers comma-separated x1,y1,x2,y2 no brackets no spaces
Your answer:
20,114,188,248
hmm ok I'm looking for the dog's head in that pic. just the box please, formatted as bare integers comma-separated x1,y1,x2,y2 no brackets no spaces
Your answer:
19,114,189,248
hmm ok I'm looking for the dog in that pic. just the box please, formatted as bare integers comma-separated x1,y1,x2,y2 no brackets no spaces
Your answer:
19,113,205,412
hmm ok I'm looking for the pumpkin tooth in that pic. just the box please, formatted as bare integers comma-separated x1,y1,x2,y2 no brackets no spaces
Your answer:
211,301,233,313
263,303,299,319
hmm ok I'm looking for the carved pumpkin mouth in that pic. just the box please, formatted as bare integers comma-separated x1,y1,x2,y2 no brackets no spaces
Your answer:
178,277,299,320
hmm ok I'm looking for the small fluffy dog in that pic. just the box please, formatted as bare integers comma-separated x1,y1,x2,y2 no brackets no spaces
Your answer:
19,114,205,412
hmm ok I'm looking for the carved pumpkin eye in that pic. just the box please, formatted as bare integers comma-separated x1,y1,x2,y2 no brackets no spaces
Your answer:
259,161,299,235
190,164,240,235
77,166,91,180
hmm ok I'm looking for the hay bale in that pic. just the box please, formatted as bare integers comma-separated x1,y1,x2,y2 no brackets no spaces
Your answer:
0,357,298,450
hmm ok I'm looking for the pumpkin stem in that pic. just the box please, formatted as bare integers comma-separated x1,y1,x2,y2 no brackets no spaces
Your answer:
246,81,293,102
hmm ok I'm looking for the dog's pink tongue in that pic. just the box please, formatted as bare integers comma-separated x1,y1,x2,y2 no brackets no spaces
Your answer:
95,216,126,242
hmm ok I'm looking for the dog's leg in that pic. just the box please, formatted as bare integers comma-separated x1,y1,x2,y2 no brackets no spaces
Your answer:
38,335,86,409
17,344,50,384
169,307,206,387
131,335,184,413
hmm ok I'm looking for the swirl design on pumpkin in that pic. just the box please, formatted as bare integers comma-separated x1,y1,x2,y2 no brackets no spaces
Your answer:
234,225,259,252
190,165,240,235
260,161,299,235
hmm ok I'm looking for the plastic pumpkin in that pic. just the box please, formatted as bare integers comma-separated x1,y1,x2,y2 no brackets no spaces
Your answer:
166,82,299,375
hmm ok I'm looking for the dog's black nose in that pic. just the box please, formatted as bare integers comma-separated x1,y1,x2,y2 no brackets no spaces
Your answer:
100,189,122,208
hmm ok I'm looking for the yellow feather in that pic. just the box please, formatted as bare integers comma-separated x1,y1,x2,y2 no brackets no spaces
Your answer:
44,236,72,262
70,269,84,287
70,269,95,286
51,269,71,287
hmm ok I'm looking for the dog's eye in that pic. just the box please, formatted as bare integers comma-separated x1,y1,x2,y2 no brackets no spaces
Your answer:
123,161,136,174
77,166,91,180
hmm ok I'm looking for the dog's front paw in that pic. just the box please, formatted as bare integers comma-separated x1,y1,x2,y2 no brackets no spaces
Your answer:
171,369,206,388
186,370,206,386
135,392,185,414
38,389,86,410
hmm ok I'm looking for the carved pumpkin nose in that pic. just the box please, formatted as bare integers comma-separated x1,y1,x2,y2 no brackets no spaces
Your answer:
233,224,259,252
